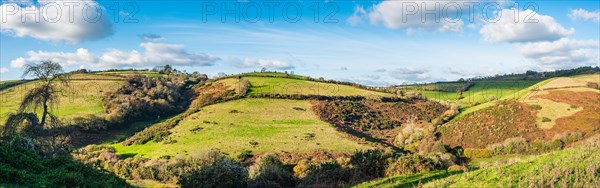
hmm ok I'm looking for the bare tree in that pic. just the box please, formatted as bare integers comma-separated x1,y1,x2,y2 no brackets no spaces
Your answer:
3,61,69,135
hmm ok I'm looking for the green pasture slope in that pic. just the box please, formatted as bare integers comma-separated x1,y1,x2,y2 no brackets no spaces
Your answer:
113,98,370,158
0,73,125,125
357,146,600,187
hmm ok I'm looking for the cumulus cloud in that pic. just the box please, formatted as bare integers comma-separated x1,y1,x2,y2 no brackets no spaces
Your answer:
360,0,471,33
389,67,432,81
568,9,600,23
374,68,386,72
11,48,97,68
480,9,574,43
230,58,294,70
10,42,220,69
0,67,9,73
138,33,165,42
0,0,114,43
518,38,600,69
341,66,348,71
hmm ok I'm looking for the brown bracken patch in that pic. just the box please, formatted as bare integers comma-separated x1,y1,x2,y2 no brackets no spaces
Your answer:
439,100,545,149
534,90,600,138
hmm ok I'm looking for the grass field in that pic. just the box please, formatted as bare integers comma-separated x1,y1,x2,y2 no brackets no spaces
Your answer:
112,98,370,158
244,77,393,97
0,74,123,125
424,80,541,106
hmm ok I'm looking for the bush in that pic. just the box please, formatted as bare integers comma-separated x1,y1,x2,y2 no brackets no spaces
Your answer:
64,114,108,132
586,82,599,89
529,104,542,110
0,144,130,187
385,154,435,176
487,137,530,155
463,148,492,159
248,153,296,188
298,161,367,187
179,158,248,188
350,149,388,178
541,117,551,122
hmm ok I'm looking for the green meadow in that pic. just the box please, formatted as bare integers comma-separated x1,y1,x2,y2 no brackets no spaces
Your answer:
113,98,370,158
244,76,393,97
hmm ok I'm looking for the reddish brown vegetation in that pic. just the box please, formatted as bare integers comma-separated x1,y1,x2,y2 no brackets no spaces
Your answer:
440,91,600,149
439,100,544,149
312,99,448,146
535,91,600,138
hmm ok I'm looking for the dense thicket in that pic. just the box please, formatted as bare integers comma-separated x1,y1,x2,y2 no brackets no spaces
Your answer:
103,74,189,124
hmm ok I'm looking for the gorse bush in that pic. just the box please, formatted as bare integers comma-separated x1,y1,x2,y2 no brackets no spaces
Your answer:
385,154,435,176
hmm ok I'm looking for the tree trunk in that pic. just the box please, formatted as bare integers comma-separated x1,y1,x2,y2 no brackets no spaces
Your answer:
40,100,48,128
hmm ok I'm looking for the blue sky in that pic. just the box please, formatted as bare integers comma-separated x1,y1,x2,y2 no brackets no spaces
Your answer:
1,0,599,85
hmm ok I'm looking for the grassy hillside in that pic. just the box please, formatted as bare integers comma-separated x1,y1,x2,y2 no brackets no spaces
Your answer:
422,80,540,107
0,80,30,91
244,76,393,97
439,74,600,149
113,98,370,158
423,147,600,187
356,146,600,188
0,74,125,125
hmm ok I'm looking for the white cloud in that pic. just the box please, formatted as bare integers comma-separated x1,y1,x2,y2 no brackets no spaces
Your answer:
347,5,367,25
0,67,9,73
480,9,574,43
568,9,600,23
363,1,471,33
230,58,294,70
138,33,166,42
10,42,220,69
374,68,386,72
519,38,600,69
0,0,113,43
11,48,97,68
389,67,432,81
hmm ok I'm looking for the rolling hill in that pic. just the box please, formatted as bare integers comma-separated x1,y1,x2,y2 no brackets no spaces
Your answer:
1,68,598,187
439,74,600,149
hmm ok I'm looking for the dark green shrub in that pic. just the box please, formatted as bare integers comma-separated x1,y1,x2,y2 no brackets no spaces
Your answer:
529,104,542,110
0,144,130,187
385,154,435,176
179,158,248,188
299,161,367,187
541,117,551,122
350,149,388,178
248,153,296,188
